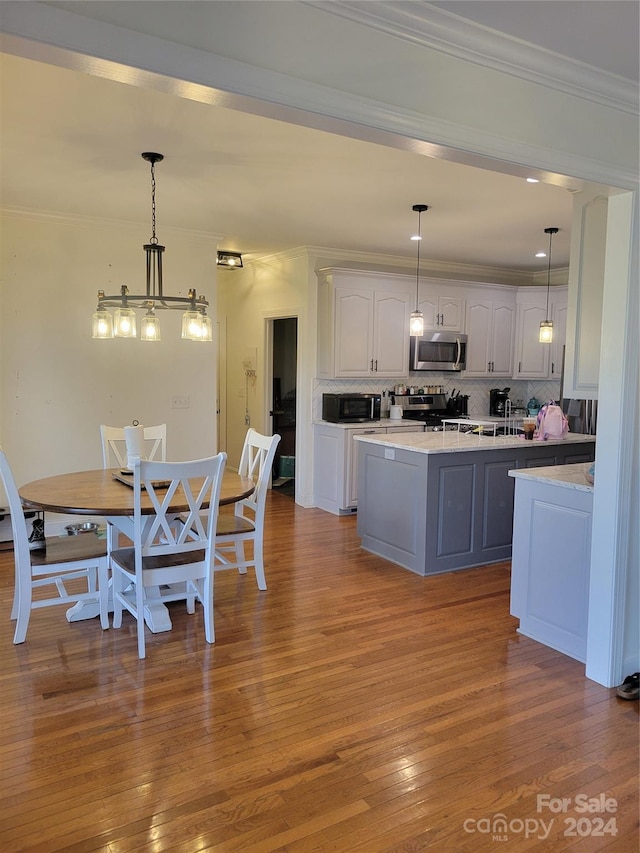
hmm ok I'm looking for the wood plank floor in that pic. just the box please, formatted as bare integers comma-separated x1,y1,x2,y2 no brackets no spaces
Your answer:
1,492,637,852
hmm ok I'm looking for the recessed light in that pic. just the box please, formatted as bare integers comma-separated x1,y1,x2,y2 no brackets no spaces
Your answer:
526,177,540,183
535,251,547,258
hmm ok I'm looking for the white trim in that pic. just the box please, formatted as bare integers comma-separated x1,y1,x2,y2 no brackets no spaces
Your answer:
311,1,639,114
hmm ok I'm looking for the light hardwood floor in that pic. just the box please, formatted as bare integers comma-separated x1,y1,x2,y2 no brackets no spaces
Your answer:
1,492,637,852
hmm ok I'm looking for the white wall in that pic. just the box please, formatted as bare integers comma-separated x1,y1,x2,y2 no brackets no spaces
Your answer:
0,214,217,489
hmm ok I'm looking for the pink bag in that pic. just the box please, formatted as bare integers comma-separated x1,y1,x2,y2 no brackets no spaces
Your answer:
535,401,569,440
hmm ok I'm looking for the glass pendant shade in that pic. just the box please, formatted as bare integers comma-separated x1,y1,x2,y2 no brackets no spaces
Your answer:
196,314,213,342
114,306,137,338
140,309,161,341
539,320,554,343
92,307,114,339
410,310,424,336
181,310,203,340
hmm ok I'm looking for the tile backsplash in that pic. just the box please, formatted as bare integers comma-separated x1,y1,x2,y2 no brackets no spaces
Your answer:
313,374,561,419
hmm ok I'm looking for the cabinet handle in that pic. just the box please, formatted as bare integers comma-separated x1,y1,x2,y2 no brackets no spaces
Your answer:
518,361,522,372
551,362,555,374
374,359,378,371
370,359,374,371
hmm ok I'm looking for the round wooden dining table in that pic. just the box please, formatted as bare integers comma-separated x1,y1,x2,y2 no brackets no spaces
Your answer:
19,467,255,516
19,467,255,632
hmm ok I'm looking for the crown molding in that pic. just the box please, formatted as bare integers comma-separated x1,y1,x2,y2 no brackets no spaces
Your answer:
309,1,639,116
252,244,566,287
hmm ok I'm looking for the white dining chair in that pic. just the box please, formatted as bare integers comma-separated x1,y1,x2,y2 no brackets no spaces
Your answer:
100,424,167,469
110,452,227,659
0,447,109,644
215,429,281,590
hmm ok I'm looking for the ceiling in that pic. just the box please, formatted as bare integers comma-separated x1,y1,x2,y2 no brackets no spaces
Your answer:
1,1,638,278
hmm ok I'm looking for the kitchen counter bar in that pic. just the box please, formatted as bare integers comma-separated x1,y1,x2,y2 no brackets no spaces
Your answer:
353,430,593,454
355,432,595,576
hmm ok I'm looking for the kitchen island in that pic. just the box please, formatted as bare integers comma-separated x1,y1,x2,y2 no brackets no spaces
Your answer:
354,431,595,576
509,463,594,662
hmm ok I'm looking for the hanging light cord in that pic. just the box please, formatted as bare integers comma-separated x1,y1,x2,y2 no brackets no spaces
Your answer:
545,228,552,320
415,208,422,310
149,159,158,245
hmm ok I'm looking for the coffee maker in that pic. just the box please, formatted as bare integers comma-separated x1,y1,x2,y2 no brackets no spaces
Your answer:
489,387,511,417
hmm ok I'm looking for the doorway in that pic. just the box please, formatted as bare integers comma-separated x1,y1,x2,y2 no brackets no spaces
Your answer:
270,317,298,497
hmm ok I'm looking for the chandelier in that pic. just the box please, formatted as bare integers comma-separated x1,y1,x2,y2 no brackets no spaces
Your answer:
92,152,212,342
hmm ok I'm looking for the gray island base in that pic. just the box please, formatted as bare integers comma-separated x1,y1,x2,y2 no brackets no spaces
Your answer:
355,431,595,577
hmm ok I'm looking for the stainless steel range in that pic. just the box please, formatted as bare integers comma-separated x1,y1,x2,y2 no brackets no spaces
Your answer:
391,393,450,428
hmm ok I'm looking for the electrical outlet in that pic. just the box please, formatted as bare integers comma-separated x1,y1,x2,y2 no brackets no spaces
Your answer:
171,395,190,409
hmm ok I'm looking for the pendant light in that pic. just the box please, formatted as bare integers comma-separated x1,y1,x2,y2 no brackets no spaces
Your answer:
539,227,558,343
410,204,429,336
92,153,212,342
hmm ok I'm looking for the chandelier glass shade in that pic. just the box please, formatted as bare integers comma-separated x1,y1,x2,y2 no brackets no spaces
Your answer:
539,227,558,344
410,204,429,337
92,152,212,342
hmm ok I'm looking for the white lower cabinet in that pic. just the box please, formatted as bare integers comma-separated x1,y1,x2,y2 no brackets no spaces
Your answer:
314,421,425,515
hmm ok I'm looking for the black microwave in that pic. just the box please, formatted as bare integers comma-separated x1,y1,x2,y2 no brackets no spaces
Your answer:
322,393,381,423
410,331,467,371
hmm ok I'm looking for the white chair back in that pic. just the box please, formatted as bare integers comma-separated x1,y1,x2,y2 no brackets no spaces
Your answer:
100,424,167,469
215,429,281,590
111,452,226,658
0,446,108,643
236,428,281,524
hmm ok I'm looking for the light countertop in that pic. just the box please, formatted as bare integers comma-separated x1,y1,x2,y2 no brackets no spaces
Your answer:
353,430,595,455
508,462,594,492
314,419,425,429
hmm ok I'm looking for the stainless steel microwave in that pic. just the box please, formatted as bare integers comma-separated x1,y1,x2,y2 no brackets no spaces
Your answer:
322,392,381,423
410,332,467,372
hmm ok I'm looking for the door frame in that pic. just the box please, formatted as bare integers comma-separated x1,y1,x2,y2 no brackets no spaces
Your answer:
264,310,300,498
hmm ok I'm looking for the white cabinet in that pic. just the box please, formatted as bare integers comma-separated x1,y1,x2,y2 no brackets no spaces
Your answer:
317,269,413,378
463,289,516,377
314,421,425,515
419,288,465,331
513,287,567,379
510,465,593,662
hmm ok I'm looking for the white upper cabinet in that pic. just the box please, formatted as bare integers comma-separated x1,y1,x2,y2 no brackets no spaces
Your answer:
317,269,413,378
418,282,465,331
463,288,516,377
513,287,568,379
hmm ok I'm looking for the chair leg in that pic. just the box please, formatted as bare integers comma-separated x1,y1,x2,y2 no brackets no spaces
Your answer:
135,577,146,659
235,540,247,575
112,565,124,628
98,559,110,631
12,584,32,645
202,575,215,644
253,538,267,591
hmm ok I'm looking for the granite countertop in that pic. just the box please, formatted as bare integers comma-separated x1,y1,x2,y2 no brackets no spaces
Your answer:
353,430,595,454
313,418,425,429
508,462,594,492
